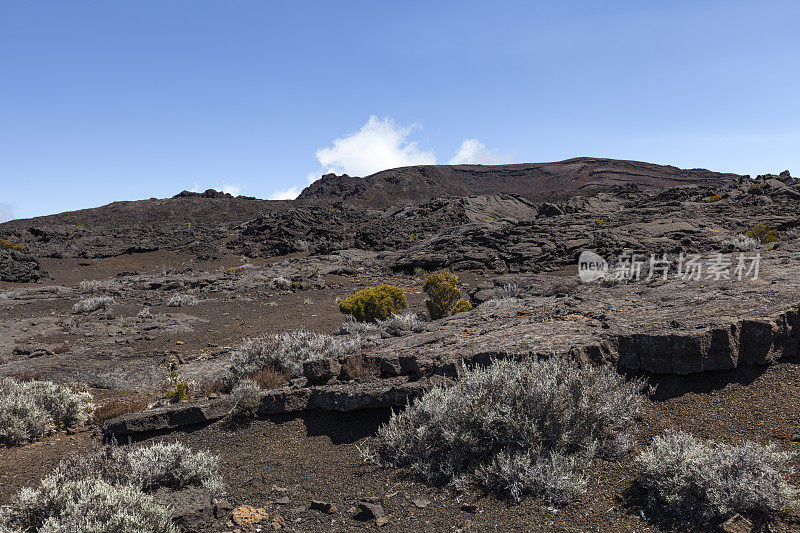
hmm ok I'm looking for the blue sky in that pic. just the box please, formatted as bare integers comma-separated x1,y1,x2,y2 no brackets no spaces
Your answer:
1,1,799,220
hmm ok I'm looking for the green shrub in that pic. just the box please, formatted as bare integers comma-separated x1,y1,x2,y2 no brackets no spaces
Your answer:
0,378,89,446
635,431,797,522
746,223,778,243
0,239,26,251
339,285,408,322
423,271,466,319
450,298,472,314
364,357,646,503
163,370,189,403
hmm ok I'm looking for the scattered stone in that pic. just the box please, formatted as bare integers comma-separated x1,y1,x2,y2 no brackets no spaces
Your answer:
357,499,385,519
411,497,430,509
790,432,800,442
376,516,390,527
275,496,291,505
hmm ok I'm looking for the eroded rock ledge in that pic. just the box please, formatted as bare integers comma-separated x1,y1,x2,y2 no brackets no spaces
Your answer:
103,254,800,433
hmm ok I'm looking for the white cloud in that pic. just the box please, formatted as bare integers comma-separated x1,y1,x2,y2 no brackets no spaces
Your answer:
448,138,513,165
312,115,436,180
221,184,242,196
269,186,301,200
188,183,200,193
0,202,14,222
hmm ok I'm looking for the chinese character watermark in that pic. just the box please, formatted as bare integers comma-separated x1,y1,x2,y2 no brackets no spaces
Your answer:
578,251,761,283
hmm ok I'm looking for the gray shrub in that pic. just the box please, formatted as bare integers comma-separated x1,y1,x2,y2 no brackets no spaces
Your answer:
166,294,198,307
0,441,222,532
721,233,760,251
79,280,103,294
226,330,362,387
635,431,798,522
340,313,422,338
365,357,646,504
2,478,177,533
0,378,89,445
72,296,114,314
271,276,292,290
231,379,263,413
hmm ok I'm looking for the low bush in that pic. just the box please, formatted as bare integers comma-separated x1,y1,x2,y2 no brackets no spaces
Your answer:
225,330,362,387
137,307,151,319
450,298,472,314
79,280,103,294
126,441,222,493
272,276,292,290
339,312,422,338
231,379,262,413
224,265,246,275
423,271,469,319
746,223,779,244
1,478,177,533
72,296,114,314
339,285,408,322
635,431,797,523
0,378,89,445
0,441,224,532
497,283,522,299
721,233,760,251
162,369,190,403
703,195,723,203
166,293,198,307
0,239,26,251
365,357,646,503
250,367,290,389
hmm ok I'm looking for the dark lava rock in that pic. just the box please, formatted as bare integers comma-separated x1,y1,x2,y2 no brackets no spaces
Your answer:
103,398,234,438
0,248,46,282
303,358,341,385
357,499,384,519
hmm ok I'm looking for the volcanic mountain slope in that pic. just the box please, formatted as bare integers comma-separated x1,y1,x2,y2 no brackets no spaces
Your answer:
297,156,745,208
0,191,288,262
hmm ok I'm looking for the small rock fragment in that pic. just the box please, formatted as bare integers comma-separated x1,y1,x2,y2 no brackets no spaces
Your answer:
358,499,385,519
411,497,430,509
376,516,390,527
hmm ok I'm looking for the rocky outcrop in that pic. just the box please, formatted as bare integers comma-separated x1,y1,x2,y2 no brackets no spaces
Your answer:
102,397,234,438
0,248,47,282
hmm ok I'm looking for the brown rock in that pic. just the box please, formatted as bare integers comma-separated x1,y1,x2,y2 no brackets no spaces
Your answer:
358,499,384,519
231,505,269,527
303,358,341,385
